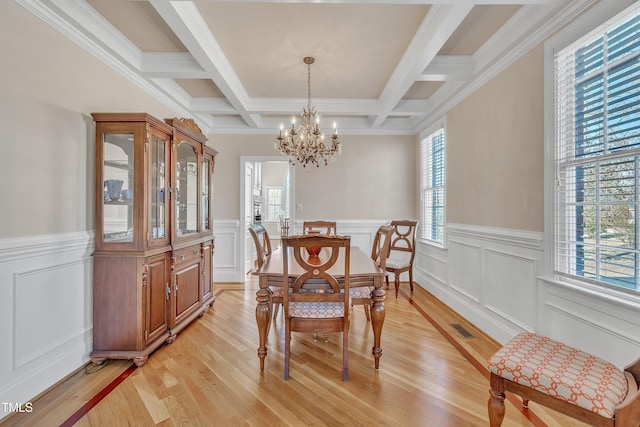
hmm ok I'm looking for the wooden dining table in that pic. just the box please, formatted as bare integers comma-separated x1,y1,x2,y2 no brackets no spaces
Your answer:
254,245,386,371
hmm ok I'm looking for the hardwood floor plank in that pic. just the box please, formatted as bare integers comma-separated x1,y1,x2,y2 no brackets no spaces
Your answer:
1,280,594,427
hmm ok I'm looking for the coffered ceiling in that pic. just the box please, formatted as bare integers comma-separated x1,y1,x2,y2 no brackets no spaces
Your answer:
18,0,593,135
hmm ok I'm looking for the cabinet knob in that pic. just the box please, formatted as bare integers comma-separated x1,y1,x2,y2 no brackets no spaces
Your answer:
179,254,185,260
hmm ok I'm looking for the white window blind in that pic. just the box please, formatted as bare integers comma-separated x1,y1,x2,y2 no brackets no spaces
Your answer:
554,5,640,291
420,127,445,244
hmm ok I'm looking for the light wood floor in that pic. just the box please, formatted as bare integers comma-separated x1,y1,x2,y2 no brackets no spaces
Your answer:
1,279,590,426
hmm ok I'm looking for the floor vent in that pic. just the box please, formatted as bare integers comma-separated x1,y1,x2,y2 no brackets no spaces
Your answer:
450,323,475,339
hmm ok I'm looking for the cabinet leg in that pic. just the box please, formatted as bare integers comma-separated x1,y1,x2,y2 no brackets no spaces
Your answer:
133,356,148,367
90,357,107,366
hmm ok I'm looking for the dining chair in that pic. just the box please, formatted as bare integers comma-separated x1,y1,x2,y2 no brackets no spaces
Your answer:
303,220,337,236
385,220,418,298
350,225,393,321
282,234,351,381
249,224,282,319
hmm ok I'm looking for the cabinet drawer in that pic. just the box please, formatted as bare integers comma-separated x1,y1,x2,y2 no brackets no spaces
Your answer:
174,244,201,264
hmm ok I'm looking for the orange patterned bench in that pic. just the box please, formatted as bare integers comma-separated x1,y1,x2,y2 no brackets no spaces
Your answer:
487,333,640,427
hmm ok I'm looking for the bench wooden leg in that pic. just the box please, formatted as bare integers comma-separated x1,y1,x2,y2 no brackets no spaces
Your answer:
488,373,506,427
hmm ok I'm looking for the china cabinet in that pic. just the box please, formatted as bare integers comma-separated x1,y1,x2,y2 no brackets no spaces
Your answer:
91,113,217,367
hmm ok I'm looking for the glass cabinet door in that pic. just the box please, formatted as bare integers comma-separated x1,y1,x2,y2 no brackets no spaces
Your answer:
201,157,211,233
175,141,199,237
150,134,168,242
102,133,134,243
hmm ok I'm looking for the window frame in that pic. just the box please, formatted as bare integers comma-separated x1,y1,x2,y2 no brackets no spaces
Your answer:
419,118,447,247
264,185,285,223
544,0,640,297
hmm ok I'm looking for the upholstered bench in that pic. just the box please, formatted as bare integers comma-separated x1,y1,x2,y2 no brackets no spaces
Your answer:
487,332,640,427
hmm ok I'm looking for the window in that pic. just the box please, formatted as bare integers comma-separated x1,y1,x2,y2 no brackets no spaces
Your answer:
420,125,445,244
553,5,640,291
265,186,284,222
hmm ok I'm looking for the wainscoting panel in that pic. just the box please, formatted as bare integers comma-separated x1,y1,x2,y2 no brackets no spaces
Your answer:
14,259,91,368
447,239,482,303
484,249,538,332
414,242,447,288
414,223,640,365
213,220,240,282
415,224,544,344
539,279,640,367
0,232,93,421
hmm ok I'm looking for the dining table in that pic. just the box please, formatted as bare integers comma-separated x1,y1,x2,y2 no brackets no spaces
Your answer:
254,244,386,371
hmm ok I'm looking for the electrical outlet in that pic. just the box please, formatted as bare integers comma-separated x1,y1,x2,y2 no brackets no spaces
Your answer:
296,203,302,211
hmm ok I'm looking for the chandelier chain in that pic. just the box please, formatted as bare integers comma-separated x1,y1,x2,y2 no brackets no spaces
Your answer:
307,62,312,111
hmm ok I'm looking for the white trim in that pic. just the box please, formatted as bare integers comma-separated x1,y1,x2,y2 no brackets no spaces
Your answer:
239,157,295,281
0,231,94,263
447,223,543,250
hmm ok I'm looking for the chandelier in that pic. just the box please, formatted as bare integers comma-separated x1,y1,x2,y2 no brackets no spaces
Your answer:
275,57,341,168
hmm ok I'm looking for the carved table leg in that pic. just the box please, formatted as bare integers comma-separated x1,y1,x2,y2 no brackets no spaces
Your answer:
370,286,386,370
256,278,272,371
488,373,506,427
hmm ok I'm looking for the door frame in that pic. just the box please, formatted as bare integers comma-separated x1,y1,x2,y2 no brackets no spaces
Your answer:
240,155,295,277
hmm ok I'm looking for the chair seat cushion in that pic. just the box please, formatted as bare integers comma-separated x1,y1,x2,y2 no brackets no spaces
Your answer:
386,258,409,270
349,286,372,298
488,332,628,418
289,301,347,318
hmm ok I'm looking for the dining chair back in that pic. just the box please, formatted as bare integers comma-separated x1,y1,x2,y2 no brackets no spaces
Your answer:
282,234,351,381
303,220,337,236
351,225,393,321
249,224,282,320
371,225,394,271
385,220,418,297
249,224,272,270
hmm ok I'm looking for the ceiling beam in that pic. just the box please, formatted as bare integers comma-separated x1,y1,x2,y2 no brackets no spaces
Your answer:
371,4,473,128
141,53,208,78
418,55,475,81
150,0,259,128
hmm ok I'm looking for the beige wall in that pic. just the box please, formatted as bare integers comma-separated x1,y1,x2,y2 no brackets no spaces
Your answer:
447,44,545,232
0,1,178,239
208,134,417,220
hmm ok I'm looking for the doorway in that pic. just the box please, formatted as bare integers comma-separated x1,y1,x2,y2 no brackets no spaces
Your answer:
240,156,294,275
